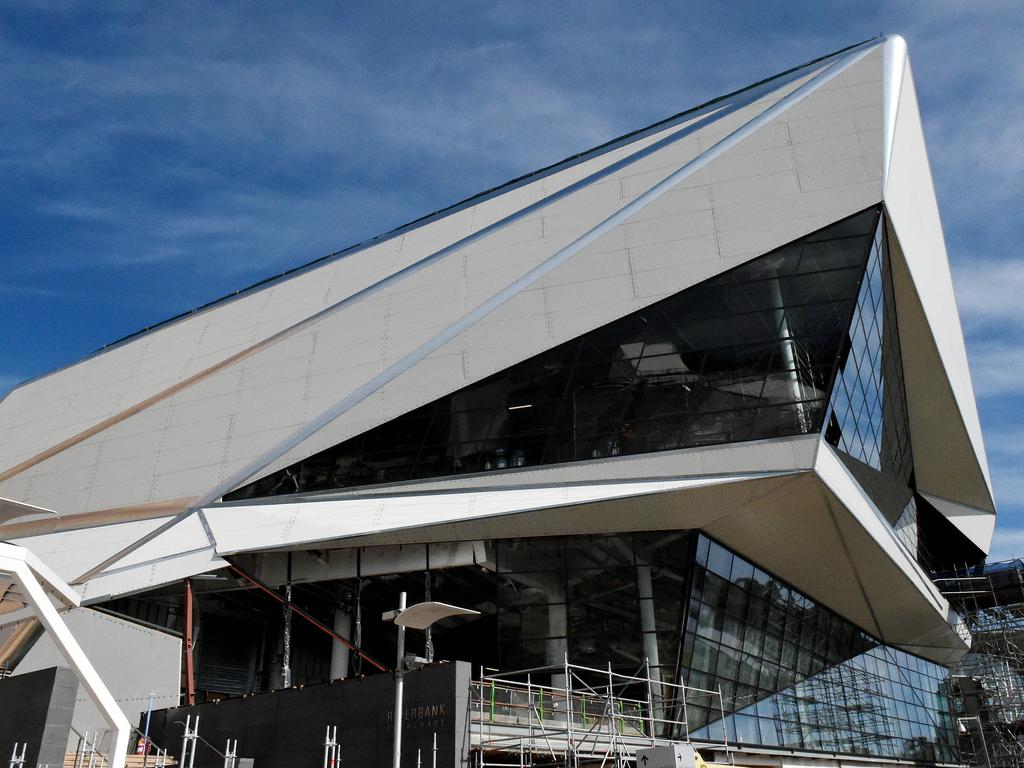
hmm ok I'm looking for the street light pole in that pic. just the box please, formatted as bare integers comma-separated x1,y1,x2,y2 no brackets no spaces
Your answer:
392,591,407,768
384,594,480,768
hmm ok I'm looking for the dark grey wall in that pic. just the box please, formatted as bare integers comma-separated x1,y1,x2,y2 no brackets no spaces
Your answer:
146,662,470,768
0,666,78,768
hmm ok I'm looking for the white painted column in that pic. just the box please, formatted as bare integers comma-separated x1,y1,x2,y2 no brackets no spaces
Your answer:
546,581,568,689
330,610,351,680
636,564,664,725
772,278,810,431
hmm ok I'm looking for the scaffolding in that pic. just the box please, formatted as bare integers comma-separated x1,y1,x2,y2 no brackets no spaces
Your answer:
936,559,1024,768
469,657,731,767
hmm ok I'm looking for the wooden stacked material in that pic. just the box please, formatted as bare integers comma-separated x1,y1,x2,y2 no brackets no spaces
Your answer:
61,754,178,768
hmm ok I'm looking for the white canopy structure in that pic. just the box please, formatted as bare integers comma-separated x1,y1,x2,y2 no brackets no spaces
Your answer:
0,542,130,768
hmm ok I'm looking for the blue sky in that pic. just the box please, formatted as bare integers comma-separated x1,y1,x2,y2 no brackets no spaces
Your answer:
1,2,1021,554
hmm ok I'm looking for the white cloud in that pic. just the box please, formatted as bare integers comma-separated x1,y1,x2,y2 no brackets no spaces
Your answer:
987,527,1024,562
953,258,1024,332
965,340,1024,398
985,424,1024,458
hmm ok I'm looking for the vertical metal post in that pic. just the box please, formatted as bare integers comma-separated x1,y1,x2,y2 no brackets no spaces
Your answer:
423,566,433,663
180,717,190,768
141,689,156,768
477,669,484,765
223,739,237,768
323,725,338,768
432,732,437,768
607,663,615,740
679,675,690,742
183,579,196,705
283,553,293,689
8,742,26,768
644,657,655,744
564,652,573,766
392,592,407,768
353,552,363,676
416,748,421,768
188,717,198,768
180,714,199,768
526,673,533,766
717,684,730,755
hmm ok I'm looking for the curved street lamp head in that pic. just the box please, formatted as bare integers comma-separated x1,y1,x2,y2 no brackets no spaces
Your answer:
384,600,480,630
385,593,479,768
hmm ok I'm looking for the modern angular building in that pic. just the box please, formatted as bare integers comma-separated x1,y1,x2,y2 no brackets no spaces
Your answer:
0,35,997,766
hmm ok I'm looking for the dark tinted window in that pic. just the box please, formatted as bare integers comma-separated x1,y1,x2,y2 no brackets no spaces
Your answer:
228,208,880,500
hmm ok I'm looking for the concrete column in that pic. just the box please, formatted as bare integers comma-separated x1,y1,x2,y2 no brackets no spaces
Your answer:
330,610,352,680
546,581,568,689
771,278,810,431
636,564,664,725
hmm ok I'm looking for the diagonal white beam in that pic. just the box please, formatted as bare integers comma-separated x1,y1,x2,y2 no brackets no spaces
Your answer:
0,54,788,489
0,543,129,768
881,33,907,194
77,39,882,584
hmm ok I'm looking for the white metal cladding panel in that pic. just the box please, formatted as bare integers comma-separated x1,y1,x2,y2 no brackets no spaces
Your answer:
0,54,859,516
920,493,996,554
77,547,225,602
15,608,181,741
205,475,766,554
105,514,211,571
0,107,741,512
267,435,821,500
255,70,827,476
815,443,947,614
883,58,992,499
261,54,879,478
0,74,816,514
11,518,167,584
0,112,697,479
811,443,966,662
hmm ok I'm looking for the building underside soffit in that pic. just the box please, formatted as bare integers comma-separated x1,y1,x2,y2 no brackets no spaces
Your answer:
207,462,965,666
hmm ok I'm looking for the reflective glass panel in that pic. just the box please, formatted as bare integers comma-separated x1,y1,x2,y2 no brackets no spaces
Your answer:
823,214,915,524
229,208,880,499
685,535,957,762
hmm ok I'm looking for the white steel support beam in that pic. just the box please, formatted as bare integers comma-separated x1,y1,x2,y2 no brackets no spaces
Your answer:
0,542,130,768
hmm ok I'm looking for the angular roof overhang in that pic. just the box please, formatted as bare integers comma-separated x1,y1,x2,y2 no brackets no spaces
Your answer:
10,435,968,665
880,36,995,546
0,36,992,651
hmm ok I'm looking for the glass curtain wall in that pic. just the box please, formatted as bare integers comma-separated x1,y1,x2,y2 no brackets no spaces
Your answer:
823,213,918,547
491,532,692,684
684,537,957,762
227,208,881,501
355,529,957,762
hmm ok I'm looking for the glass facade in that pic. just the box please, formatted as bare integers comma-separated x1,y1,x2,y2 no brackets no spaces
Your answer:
823,214,916,523
228,207,880,500
685,537,957,762
489,532,692,683
211,208,958,760
316,530,957,762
